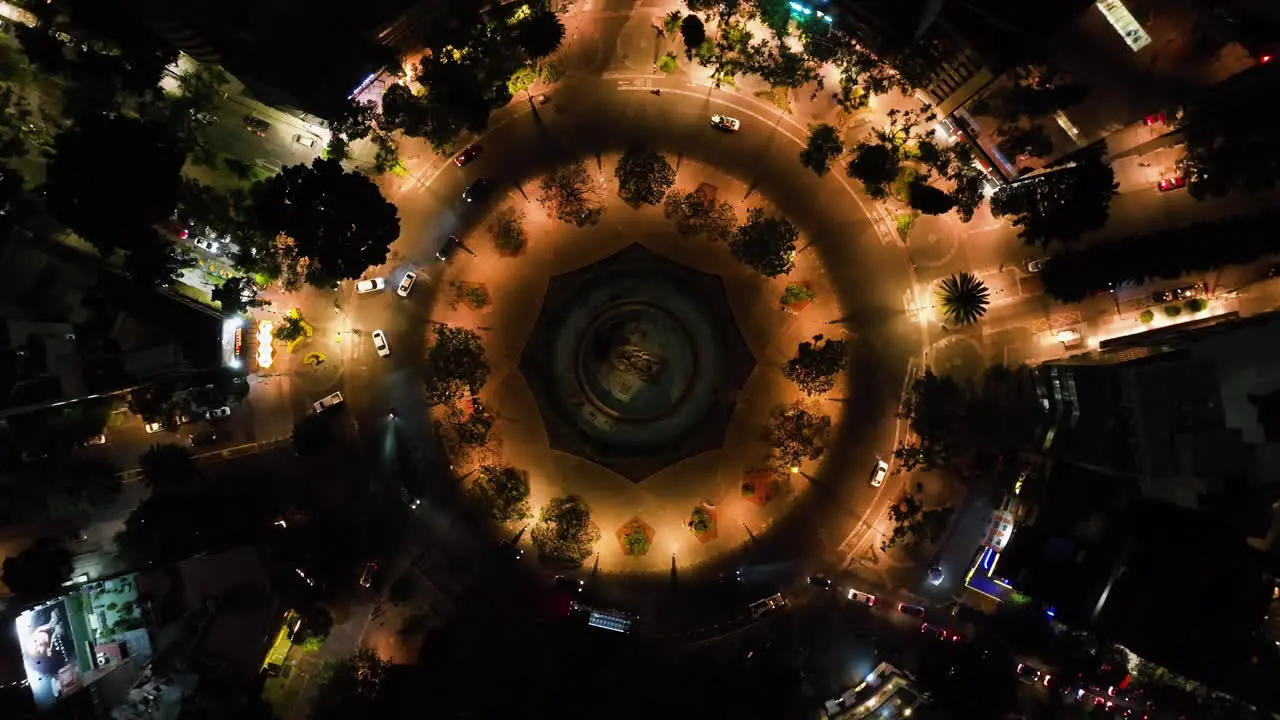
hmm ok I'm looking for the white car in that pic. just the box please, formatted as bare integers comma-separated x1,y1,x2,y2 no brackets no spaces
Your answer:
295,134,317,147
396,272,417,297
355,278,386,294
1025,258,1047,273
207,406,232,419
847,588,877,606
193,237,220,254
711,114,741,131
83,433,107,446
144,421,164,434
870,459,889,487
312,391,345,413
372,330,390,357
749,593,787,617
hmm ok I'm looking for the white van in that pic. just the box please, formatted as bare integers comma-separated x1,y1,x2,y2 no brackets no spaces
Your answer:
312,391,344,413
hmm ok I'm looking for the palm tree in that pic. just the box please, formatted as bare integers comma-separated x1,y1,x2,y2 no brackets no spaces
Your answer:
936,272,991,327
515,11,566,64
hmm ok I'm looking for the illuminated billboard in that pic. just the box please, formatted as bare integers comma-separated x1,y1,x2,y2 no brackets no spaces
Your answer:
15,598,88,709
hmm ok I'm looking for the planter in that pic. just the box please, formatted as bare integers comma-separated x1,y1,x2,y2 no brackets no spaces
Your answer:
615,516,655,556
780,282,815,315
688,505,718,543
742,468,778,505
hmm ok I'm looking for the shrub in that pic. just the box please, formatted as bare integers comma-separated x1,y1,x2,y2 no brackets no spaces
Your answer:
623,526,650,555
1185,298,1207,313
781,283,816,306
690,507,713,534
1163,304,1182,318
1139,309,1154,324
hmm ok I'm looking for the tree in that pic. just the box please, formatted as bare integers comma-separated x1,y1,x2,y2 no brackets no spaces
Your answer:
311,649,391,720
949,164,986,223
663,187,738,242
372,132,402,175
622,526,651,555
212,276,266,316
451,406,494,447
331,99,379,142
1,538,72,597
0,86,37,161
274,313,308,343
42,113,187,257
1178,81,1280,200
514,11,566,62
56,458,123,511
730,207,799,278
680,15,707,59
531,495,601,566
121,232,188,287
252,158,400,287
292,413,337,457
893,369,965,472
782,335,848,396
881,487,954,551
537,161,604,226
488,207,527,255
614,146,676,206
139,443,199,492
990,145,1118,247
846,142,900,199
799,124,843,177
907,180,957,215
763,402,832,473
424,325,490,406
173,63,230,118
472,465,532,523
996,124,1054,160
937,272,991,327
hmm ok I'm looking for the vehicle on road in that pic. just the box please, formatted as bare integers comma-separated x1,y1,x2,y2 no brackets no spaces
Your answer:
462,177,493,203
846,589,876,606
355,277,386,294
1024,258,1047,273
1157,175,1185,191
897,603,925,618
360,561,378,588
192,237,220,254
188,429,218,447
749,593,787,617
312,391,345,413
807,574,833,589
144,421,164,434
207,406,232,419
710,114,741,132
244,116,270,136
921,623,954,640
294,134,316,147
927,565,945,585
83,433,107,446
454,144,483,166
192,111,217,126
1016,663,1051,686
870,459,889,487
436,235,462,261
396,271,417,297
553,575,585,593
372,329,390,357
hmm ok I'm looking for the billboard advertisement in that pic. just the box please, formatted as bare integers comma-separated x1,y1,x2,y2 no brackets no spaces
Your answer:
15,598,86,709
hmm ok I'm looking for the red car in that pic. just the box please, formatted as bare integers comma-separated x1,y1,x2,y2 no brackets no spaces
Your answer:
454,144,483,167
1157,175,1185,192
1142,112,1167,126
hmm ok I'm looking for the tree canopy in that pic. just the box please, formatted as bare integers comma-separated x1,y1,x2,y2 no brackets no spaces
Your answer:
311,649,391,720
211,276,266,316
1177,69,1280,200
782,334,848,396
881,487,954,551
799,124,843,177
846,142,899,199
937,272,991,327
990,145,1118,247
139,443,200,492
763,402,831,473
424,325,491,406
730,207,799,278
2,538,72,598
538,161,604,226
42,113,187,257
531,495,601,566
663,186,738,242
614,146,676,206
472,465,532,523
514,11,566,61
251,158,400,287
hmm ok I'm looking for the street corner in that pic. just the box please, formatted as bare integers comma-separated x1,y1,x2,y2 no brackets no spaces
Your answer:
929,334,986,384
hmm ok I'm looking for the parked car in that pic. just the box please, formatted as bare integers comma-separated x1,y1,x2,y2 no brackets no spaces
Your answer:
462,178,493,203
193,237,220,254
312,391,345,413
372,329,390,357
355,277,386,293
1157,175,1185,191
553,575,585,593
436,235,462,261
898,603,926,618
1016,663,1051,686
749,593,787,617
847,588,877,606
870,459,889,487
807,574,833,589
83,433,107,446
927,565,945,585
294,134,316,147
710,114,741,131
396,271,417,297
1024,258,1047,273
921,623,954,640
144,421,164,434
454,144,483,166
244,116,270,136
207,406,232,419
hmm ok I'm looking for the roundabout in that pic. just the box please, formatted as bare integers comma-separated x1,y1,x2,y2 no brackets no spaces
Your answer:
368,65,933,634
